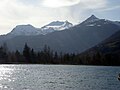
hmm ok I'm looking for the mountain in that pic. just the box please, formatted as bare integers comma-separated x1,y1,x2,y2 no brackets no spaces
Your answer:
7,21,73,37
85,30,120,54
0,15,120,53
81,15,99,25
113,21,120,26
79,30,120,65
40,21,73,35
44,20,73,29
80,15,120,28
8,24,40,36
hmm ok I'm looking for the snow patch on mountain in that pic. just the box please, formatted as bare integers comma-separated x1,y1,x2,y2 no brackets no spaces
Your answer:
87,24,95,27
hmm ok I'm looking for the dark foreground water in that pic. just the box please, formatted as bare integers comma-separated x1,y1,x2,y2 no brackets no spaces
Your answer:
0,65,120,90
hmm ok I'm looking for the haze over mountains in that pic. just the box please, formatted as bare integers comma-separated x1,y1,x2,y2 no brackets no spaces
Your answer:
0,15,120,53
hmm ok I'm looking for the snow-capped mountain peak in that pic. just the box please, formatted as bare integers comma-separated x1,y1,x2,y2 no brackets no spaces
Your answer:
79,15,120,28
63,20,73,28
9,24,40,36
87,15,99,20
43,21,73,29
45,21,64,27
81,15,99,25
40,21,73,35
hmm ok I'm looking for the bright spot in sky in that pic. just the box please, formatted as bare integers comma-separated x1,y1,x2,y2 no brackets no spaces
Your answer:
43,0,80,8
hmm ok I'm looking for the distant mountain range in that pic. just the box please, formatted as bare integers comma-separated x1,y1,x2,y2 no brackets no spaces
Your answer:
7,20,73,36
0,15,120,53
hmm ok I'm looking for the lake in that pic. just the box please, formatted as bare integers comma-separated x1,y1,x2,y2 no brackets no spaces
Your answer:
0,65,120,90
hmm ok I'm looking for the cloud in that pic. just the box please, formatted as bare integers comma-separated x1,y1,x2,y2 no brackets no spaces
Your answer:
97,5,120,12
17,0,42,6
42,0,107,9
0,0,77,34
0,0,119,34
42,0,80,8
77,0,107,10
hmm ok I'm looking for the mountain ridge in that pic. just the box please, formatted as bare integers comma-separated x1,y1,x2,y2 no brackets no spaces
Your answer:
0,15,120,53
7,21,73,37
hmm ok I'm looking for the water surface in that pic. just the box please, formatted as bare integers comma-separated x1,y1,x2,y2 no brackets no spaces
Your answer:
0,65,120,90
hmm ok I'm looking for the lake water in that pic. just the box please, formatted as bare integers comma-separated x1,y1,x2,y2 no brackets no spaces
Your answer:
0,65,120,90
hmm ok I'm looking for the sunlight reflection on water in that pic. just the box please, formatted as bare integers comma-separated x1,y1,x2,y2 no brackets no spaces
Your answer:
0,65,15,89
0,65,120,90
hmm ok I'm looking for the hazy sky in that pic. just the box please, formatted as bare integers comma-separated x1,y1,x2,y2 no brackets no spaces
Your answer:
0,0,120,35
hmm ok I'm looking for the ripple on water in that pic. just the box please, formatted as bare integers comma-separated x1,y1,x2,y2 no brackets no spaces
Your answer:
0,65,120,90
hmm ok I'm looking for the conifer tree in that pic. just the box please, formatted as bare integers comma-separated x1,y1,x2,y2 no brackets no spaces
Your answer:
23,43,31,63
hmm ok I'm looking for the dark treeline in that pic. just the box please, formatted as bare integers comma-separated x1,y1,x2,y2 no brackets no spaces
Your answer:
79,51,120,66
0,43,120,65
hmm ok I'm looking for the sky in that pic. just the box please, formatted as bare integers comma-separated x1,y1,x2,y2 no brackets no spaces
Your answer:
0,0,120,35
